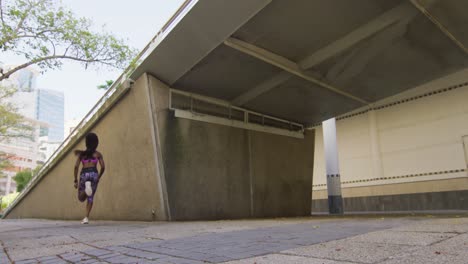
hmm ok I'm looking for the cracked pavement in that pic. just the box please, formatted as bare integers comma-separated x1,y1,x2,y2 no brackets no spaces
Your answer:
1,216,468,263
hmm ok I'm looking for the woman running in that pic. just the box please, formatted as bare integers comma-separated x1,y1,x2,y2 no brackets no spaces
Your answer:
74,132,105,224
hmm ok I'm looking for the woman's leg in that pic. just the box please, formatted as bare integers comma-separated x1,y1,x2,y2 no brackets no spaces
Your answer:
86,201,93,217
85,171,99,218
78,190,87,202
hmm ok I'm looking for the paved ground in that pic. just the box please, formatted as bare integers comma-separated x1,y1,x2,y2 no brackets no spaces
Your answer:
1,215,468,263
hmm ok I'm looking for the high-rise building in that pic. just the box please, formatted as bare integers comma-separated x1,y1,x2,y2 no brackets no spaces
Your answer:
35,89,65,142
0,67,64,195
0,67,41,195
1,66,37,92
0,118,42,195
15,68,37,92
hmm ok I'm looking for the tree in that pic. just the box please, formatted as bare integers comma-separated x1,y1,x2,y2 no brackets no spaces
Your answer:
0,0,137,81
12,165,39,192
97,80,113,90
0,151,12,178
13,169,32,192
0,84,31,141
0,83,34,178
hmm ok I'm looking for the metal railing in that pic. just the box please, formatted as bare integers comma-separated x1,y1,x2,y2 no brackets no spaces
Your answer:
170,89,305,138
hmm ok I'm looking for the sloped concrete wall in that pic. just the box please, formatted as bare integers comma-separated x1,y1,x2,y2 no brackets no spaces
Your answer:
6,74,167,221
148,76,314,220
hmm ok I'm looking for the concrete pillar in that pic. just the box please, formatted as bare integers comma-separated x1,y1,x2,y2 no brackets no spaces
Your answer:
368,110,384,179
323,118,343,214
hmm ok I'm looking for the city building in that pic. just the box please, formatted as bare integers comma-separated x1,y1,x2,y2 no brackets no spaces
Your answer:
37,136,62,164
0,118,42,195
35,89,64,142
1,66,38,92
0,68,40,195
0,68,64,195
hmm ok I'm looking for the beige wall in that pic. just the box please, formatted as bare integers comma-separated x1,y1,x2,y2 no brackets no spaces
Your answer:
6,74,166,221
313,69,468,197
313,178,468,199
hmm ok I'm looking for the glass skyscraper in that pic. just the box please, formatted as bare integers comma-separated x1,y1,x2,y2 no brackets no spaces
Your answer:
16,69,37,92
35,89,65,142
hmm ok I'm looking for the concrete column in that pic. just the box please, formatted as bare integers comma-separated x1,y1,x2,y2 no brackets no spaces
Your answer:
323,118,343,214
368,110,384,179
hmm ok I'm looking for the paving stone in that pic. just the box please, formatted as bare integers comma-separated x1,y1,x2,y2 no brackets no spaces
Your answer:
0,252,11,263
36,255,68,264
3,235,76,250
59,252,92,262
283,240,422,263
157,256,205,264
42,260,69,264
223,253,354,263
97,252,122,259
14,259,38,264
391,222,468,234
345,230,456,246
75,259,106,264
105,246,169,260
2,217,467,264
427,233,468,255
104,255,142,264
379,249,466,264
7,243,94,261
0,257,12,264
81,248,113,257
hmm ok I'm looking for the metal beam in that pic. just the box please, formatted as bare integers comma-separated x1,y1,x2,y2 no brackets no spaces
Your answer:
300,3,416,69
409,0,468,55
232,71,292,105
224,37,369,104
174,109,304,139
230,3,415,106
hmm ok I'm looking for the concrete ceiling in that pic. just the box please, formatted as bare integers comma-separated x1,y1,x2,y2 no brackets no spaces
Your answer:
131,0,468,126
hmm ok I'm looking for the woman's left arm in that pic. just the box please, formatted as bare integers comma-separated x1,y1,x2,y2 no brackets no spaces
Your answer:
74,155,81,188
98,152,106,179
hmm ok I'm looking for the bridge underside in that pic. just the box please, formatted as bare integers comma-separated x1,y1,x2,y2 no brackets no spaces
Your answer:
5,0,468,220
132,0,468,126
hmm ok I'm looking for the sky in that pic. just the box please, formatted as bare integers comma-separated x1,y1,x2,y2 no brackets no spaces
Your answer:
3,0,185,121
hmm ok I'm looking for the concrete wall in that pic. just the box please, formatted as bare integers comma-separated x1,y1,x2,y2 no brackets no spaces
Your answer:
6,74,167,221
312,69,468,212
6,73,314,221
148,76,314,220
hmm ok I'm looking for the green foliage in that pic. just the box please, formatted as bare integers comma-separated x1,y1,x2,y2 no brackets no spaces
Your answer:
0,191,19,210
0,151,12,178
97,80,113,90
0,0,138,81
13,169,32,192
0,84,33,179
11,165,40,192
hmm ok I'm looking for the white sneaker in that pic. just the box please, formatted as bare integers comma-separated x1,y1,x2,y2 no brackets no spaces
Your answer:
81,217,89,224
85,181,93,196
